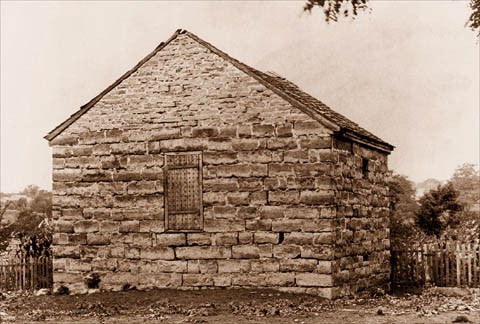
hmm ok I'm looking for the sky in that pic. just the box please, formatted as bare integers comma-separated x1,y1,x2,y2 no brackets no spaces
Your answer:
1,1,479,192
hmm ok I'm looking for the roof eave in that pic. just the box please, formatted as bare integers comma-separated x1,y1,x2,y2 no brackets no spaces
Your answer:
341,130,394,154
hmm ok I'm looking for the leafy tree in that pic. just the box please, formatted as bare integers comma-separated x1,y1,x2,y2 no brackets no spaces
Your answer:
416,183,463,237
304,0,368,22
387,174,419,245
450,163,480,211
0,185,52,253
469,0,480,36
304,0,480,37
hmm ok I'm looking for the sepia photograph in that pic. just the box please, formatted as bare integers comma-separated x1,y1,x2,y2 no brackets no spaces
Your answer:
0,1,479,323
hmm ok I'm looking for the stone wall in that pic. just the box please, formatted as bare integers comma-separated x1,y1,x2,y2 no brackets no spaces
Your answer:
49,33,391,298
331,138,391,297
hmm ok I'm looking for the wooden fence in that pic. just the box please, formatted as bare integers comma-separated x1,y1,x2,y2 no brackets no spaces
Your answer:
391,241,480,289
0,255,53,291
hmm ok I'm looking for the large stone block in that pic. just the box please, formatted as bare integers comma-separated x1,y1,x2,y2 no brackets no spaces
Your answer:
268,190,299,204
238,232,253,244
284,207,319,219
272,245,301,259
218,260,251,273
140,247,175,260
203,152,237,165
187,260,218,274
204,219,244,232
138,273,183,289
301,219,333,232
283,232,314,245
99,221,119,232
265,273,295,286
203,178,239,191
187,233,211,246
254,232,279,244
246,219,272,231
236,206,257,219
214,232,238,246
283,150,309,163
175,246,231,259
226,192,250,206
52,169,82,182
271,219,303,232
299,191,335,205
125,247,140,259
301,245,333,260
298,136,331,149
52,233,69,245
119,220,140,233
252,124,275,137
268,164,294,177
213,274,232,287
147,260,188,273
65,259,92,272
237,151,271,164
279,259,318,272
258,206,285,219
295,273,333,287
231,245,260,259
276,123,293,137
87,233,110,245
156,233,186,246
74,220,99,233
231,138,266,151
250,260,279,272
316,261,332,274
52,245,81,259
182,274,214,286
140,220,165,233
266,138,297,150
54,220,74,233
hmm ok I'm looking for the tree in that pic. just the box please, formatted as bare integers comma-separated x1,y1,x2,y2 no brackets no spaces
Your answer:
304,0,480,37
387,174,419,245
304,0,368,22
468,0,480,36
0,185,53,253
416,183,463,237
450,163,480,211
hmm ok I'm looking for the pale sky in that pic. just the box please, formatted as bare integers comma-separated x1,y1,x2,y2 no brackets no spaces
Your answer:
1,1,479,192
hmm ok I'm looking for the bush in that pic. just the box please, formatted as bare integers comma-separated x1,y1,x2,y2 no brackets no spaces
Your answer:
416,183,462,236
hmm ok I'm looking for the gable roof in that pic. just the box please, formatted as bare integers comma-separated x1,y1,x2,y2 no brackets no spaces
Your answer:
45,29,394,153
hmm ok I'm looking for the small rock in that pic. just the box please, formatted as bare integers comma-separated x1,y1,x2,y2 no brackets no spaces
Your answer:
34,288,50,296
376,308,385,316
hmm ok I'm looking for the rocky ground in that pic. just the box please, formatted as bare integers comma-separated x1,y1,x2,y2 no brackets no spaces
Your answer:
0,287,479,323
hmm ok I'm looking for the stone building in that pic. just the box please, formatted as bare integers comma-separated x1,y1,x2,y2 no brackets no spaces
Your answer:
45,29,394,298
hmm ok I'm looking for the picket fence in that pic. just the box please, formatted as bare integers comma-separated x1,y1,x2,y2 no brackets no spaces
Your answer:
0,255,53,291
391,241,480,288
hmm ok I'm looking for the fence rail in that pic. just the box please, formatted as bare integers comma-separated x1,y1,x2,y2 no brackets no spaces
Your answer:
391,241,480,288
0,255,53,291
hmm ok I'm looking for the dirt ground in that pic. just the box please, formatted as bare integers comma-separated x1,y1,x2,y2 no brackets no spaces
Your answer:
1,287,479,324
